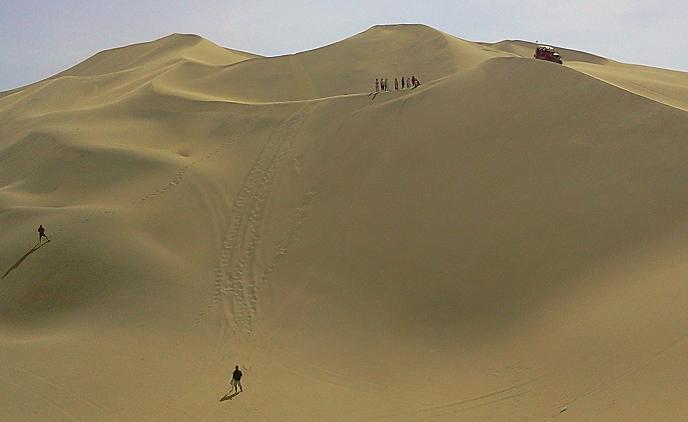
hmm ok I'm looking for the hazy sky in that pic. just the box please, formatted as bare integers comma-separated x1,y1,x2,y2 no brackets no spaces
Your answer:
1,0,686,91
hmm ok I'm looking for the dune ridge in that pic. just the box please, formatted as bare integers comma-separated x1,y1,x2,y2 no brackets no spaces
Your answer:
1,24,688,420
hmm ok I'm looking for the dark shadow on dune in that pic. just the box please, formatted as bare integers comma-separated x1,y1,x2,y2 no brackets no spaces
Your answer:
219,391,240,402
1,240,49,280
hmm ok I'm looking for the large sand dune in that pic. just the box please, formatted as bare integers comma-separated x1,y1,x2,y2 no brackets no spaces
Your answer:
1,24,688,420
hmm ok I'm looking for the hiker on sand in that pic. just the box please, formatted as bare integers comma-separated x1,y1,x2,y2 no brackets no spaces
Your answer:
385,78,389,91
375,78,380,93
394,78,399,90
401,76,405,89
231,365,243,393
406,76,411,89
38,225,49,243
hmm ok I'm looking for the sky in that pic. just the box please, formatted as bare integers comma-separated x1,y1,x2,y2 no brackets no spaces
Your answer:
1,0,686,91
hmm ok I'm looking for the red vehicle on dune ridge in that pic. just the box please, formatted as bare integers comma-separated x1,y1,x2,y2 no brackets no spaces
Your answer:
534,45,563,64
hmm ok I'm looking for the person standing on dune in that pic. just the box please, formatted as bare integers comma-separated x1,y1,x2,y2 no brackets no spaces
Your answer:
401,76,405,89
38,225,49,244
231,365,243,393
375,78,380,93
394,78,399,90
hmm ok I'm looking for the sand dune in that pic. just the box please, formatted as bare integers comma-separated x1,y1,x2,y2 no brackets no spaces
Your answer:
486,38,688,111
1,24,688,420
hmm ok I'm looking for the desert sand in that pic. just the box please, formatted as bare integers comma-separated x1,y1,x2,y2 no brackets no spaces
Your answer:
1,24,688,420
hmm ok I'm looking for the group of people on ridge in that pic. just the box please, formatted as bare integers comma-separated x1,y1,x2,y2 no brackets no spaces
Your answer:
375,75,420,93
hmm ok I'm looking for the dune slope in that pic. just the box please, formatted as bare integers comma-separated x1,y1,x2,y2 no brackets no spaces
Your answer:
1,25,688,421
486,39,688,111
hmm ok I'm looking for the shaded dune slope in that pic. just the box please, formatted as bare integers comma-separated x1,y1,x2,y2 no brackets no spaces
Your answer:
1,24,688,420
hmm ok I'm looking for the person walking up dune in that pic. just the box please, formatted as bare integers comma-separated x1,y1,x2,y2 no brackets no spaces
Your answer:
38,225,49,244
231,365,243,393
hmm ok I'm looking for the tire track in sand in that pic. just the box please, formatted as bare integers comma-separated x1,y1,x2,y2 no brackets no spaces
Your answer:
217,104,312,337
184,103,315,342
366,376,546,421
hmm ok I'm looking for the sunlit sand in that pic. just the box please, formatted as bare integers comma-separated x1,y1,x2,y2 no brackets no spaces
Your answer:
1,24,688,420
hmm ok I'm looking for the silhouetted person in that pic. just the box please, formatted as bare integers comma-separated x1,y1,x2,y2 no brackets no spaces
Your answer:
394,78,399,90
401,76,405,89
231,365,243,393
375,78,380,92
38,225,49,243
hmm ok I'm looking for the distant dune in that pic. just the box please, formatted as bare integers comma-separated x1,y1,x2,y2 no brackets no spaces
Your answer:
1,24,688,421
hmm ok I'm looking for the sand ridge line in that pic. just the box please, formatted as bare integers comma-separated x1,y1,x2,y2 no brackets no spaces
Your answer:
577,72,688,113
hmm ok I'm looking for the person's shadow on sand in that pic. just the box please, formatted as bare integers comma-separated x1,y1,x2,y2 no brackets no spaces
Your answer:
1,240,50,280
219,391,240,402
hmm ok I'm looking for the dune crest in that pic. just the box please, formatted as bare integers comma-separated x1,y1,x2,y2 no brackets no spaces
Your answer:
486,39,688,111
